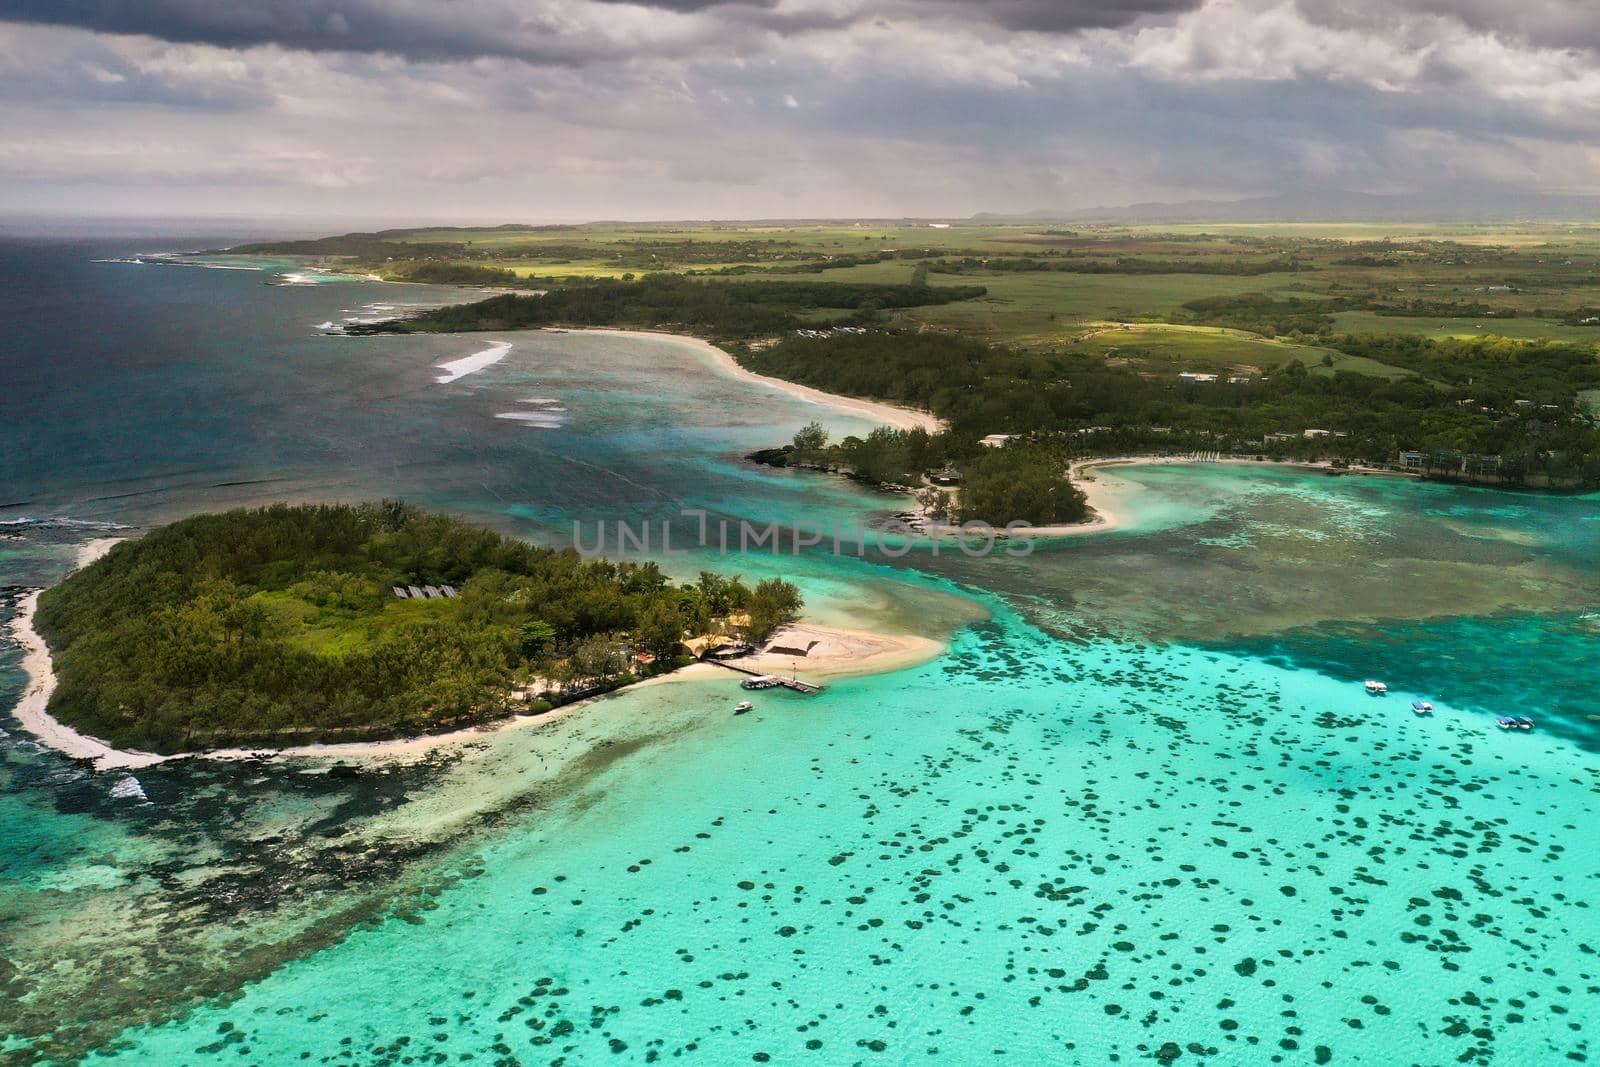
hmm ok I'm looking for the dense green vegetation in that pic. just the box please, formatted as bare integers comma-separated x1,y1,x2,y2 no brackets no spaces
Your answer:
958,446,1089,526
248,220,1600,494
35,504,800,753
765,420,1089,526
739,329,1600,488
390,262,521,286
929,255,1307,276
353,274,987,339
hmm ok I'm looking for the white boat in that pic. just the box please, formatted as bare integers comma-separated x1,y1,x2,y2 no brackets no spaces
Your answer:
1364,680,1388,695
1411,700,1434,714
733,700,754,715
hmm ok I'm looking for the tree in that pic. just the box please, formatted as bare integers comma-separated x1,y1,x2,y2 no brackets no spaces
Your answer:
843,426,914,484
746,578,803,644
33,503,771,753
519,619,557,658
917,487,954,524
792,420,829,464
959,446,1088,526
568,634,625,684
636,602,686,663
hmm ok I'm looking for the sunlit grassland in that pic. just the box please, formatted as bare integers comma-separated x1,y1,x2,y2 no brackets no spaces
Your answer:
874,269,1308,344
252,588,459,657
502,261,776,279
1057,322,1412,379
1139,221,1600,245
1330,311,1600,343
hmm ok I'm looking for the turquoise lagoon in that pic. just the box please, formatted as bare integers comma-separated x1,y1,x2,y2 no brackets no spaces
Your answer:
1,240,1596,1064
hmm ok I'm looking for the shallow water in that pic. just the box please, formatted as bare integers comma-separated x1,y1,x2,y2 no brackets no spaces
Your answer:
97,610,1600,1064
1,238,1597,1064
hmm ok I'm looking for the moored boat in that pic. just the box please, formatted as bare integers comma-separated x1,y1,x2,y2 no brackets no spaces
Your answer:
734,700,754,715
1411,700,1433,714
1364,680,1388,695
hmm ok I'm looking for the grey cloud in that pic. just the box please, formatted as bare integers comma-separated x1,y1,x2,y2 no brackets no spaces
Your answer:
586,0,1204,32
3,0,1599,219
1297,0,1600,52
931,0,1204,32
0,0,1207,66
0,1,644,65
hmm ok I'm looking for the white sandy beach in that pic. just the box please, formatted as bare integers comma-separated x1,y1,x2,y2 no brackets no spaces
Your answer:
566,328,946,434
10,545,939,767
1011,461,1129,537
735,622,943,679
7,538,169,769
182,620,942,766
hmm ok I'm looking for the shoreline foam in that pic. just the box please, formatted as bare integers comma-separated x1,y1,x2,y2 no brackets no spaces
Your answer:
435,341,512,384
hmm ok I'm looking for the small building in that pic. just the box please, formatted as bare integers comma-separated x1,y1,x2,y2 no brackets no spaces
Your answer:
979,434,1015,448
1178,372,1219,383
929,467,963,486
1399,451,1427,470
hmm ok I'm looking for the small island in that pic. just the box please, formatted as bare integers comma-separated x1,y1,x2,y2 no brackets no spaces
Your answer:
31,502,801,755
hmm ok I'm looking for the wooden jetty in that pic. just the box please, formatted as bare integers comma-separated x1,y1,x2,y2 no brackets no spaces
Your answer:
703,657,824,694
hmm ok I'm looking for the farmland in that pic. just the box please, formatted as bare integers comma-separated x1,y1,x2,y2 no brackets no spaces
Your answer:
243,220,1600,486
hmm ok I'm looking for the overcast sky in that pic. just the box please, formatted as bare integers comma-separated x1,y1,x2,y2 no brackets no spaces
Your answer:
2,0,1598,222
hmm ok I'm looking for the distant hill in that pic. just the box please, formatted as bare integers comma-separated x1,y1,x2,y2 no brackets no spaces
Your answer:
975,190,1600,224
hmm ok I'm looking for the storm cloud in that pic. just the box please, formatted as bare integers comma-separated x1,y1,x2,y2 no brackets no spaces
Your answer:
0,0,1212,62
0,0,1596,221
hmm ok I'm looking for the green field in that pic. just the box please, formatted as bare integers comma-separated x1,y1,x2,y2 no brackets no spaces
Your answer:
244,219,1600,489
252,587,458,657
899,270,1309,343
248,219,1600,376
1330,311,1600,343
1058,323,1413,379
